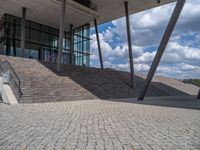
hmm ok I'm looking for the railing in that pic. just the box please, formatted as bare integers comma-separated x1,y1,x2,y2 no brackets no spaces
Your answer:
0,60,22,101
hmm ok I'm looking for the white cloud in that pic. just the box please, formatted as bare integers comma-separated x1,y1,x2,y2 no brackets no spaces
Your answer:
134,51,156,64
101,27,114,43
90,0,200,79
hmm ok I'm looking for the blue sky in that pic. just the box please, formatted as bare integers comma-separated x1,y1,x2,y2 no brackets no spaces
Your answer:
90,0,200,79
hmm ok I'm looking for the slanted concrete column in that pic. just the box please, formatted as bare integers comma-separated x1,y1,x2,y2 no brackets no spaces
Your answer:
69,24,74,65
197,89,200,99
125,1,134,88
21,7,26,57
57,0,66,72
94,19,104,69
138,0,186,100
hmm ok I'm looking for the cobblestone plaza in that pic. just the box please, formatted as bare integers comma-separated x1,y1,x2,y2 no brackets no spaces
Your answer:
0,99,200,150
0,0,200,150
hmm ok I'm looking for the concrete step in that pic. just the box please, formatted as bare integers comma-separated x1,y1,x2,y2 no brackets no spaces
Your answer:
1,55,196,103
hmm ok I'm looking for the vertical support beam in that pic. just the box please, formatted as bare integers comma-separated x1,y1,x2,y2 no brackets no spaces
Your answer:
138,0,186,100
125,1,134,88
57,0,66,72
197,89,200,99
13,19,17,56
6,27,10,56
21,7,26,57
69,24,74,65
94,19,104,69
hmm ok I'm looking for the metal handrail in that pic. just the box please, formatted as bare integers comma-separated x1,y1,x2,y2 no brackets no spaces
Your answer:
0,60,22,101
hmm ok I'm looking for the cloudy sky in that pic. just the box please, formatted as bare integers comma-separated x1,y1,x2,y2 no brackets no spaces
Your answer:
90,0,200,79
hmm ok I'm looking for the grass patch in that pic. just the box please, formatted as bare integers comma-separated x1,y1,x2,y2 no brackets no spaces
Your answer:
182,79,200,87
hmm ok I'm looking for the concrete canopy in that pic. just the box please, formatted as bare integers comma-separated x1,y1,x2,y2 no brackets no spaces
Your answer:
0,0,175,30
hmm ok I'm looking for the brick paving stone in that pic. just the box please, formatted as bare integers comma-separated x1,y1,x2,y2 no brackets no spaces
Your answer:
0,100,200,150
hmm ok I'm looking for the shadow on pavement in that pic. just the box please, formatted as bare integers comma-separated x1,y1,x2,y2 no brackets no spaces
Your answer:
105,96,200,110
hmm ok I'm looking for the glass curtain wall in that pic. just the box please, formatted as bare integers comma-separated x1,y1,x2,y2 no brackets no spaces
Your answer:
74,24,90,66
0,14,90,66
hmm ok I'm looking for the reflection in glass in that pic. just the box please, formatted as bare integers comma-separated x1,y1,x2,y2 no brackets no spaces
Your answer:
0,14,91,66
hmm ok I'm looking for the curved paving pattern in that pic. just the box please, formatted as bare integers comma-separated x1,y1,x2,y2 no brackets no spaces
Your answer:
0,100,200,150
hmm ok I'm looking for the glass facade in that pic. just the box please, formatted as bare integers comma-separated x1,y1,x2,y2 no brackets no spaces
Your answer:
0,14,90,66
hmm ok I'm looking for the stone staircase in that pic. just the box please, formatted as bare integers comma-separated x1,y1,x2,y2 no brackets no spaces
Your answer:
0,55,198,103
0,56,97,103
41,62,138,99
40,63,182,98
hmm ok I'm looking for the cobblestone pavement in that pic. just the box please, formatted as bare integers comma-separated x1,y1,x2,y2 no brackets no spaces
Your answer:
0,100,200,150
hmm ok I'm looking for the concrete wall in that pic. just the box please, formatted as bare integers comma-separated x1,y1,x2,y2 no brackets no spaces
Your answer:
0,77,18,105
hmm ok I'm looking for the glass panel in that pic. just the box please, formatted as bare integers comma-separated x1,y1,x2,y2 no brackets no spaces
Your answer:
30,29,40,43
41,32,49,45
31,22,40,30
41,25,50,33
25,28,30,41
24,49,30,58
0,26,4,39
15,25,20,39
25,21,30,28
43,48,51,62
50,35,58,48
50,28,58,35
29,49,38,59
0,14,90,66
51,48,57,63
16,48,22,57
